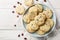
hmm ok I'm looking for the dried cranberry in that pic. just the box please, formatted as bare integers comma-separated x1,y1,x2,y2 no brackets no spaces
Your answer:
24,37,27,40
17,15,19,18
17,2,20,4
44,0,46,2
13,5,16,8
18,34,20,37
21,33,24,36
14,25,16,27
12,11,15,13
36,0,38,1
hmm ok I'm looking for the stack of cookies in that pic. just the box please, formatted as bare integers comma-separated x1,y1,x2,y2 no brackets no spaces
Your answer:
23,4,54,35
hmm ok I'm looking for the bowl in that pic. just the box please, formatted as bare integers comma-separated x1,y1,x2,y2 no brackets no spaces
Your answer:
22,4,56,37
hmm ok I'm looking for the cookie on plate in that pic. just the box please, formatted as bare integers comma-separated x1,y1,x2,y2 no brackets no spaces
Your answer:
36,29,45,35
26,24,35,33
24,0,33,6
16,5,25,15
23,14,31,23
34,13,46,26
28,6,38,13
45,19,54,28
35,4,43,13
40,25,51,33
29,21,39,31
28,6,38,20
43,8,53,18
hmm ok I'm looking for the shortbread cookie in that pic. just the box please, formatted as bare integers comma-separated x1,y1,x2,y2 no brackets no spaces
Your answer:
16,5,25,15
45,19,54,28
24,0,33,6
29,21,39,31
28,6,38,20
43,8,53,18
23,12,37,23
34,13,46,26
35,4,43,13
28,12,37,20
28,6,38,13
23,14,31,23
36,29,45,35
26,24,35,33
40,25,51,33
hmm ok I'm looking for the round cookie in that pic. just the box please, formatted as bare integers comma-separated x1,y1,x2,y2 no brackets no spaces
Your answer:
36,29,45,35
28,6,38,20
45,19,54,28
40,25,51,33
26,24,35,33
35,4,43,13
43,8,53,18
29,21,39,31
24,0,33,6
34,13,46,26
28,6,38,13
28,12,37,20
16,5,25,15
23,14,31,23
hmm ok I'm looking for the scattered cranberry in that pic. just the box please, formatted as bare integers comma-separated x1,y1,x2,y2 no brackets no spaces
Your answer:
14,24,16,27
17,2,20,4
13,5,16,8
21,33,24,36
18,34,20,37
12,11,15,13
36,0,38,1
17,15,19,18
44,0,46,2
17,2,22,5
24,37,27,40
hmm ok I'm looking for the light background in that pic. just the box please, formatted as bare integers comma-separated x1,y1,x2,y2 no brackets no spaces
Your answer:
0,0,60,40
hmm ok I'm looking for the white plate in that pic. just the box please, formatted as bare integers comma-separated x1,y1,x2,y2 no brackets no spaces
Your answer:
22,4,56,37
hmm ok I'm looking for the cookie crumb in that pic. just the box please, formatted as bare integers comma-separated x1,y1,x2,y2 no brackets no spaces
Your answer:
24,37,27,40
44,0,46,2
14,24,16,27
12,11,15,13
18,34,20,37
13,5,16,8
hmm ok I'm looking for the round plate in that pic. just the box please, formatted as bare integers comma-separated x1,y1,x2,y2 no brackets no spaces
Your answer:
22,4,56,37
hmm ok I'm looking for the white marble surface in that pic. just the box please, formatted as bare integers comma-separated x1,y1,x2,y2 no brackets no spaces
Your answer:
0,0,60,40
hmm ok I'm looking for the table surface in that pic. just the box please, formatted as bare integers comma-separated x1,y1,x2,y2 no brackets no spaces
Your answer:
0,0,60,40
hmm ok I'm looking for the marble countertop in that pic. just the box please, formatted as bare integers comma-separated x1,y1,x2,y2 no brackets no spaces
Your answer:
0,0,60,40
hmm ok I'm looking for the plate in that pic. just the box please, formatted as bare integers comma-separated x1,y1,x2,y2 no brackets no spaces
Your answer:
22,4,56,37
